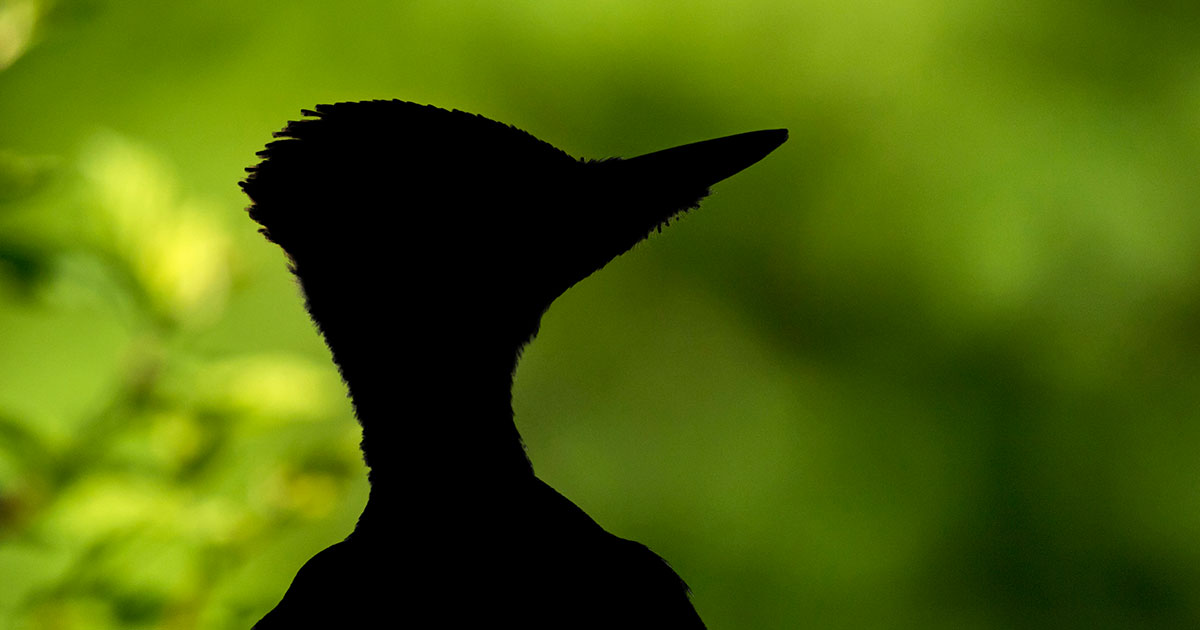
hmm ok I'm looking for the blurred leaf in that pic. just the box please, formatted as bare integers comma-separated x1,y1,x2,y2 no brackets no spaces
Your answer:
80,132,233,328
193,354,342,423
0,0,41,71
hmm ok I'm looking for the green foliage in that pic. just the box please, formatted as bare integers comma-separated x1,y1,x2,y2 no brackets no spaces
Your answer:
2,1,1200,628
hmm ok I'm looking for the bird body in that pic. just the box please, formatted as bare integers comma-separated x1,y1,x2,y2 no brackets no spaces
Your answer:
241,100,785,627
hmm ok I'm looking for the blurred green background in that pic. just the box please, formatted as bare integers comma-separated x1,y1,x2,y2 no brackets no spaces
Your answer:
1,0,1199,628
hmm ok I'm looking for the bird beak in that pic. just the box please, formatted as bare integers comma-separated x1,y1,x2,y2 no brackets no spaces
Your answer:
621,128,789,194
562,128,787,288
595,128,788,245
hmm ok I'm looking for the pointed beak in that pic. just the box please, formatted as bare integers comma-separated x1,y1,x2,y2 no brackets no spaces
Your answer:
622,128,788,193
560,128,788,292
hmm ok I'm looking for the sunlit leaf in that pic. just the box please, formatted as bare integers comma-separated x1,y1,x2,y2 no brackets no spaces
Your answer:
0,0,40,71
192,354,343,423
80,133,233,327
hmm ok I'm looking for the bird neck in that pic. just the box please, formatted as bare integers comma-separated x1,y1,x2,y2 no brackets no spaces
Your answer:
336,333,534,493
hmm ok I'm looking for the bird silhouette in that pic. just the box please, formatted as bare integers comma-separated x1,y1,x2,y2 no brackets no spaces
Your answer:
240,100,786,628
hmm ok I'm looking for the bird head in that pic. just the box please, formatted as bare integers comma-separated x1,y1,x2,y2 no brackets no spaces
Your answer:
241,101,786,363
